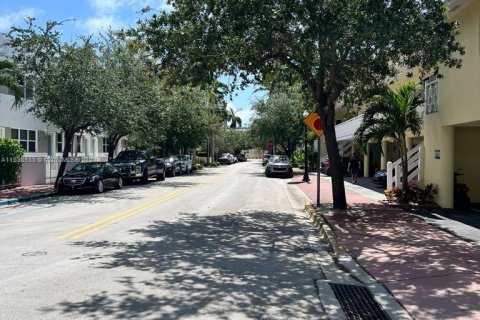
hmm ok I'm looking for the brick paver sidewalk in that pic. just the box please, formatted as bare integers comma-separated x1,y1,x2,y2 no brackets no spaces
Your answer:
293,174,480,320
0,184,55,201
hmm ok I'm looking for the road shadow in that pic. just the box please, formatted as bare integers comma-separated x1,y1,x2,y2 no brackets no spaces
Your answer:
42,211,324,319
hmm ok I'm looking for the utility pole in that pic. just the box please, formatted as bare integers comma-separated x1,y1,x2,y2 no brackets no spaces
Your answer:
303,125,310,182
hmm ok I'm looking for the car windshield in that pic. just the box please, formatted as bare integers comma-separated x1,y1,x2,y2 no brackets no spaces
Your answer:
220,154,229,158
69,163,104,172
162,157,175,162
177,156,188,161
116,150,146,160
269,156,289,164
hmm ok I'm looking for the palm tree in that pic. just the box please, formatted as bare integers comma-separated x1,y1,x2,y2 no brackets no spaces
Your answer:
0,60,23,107
226,106,242,129
355,81,423,200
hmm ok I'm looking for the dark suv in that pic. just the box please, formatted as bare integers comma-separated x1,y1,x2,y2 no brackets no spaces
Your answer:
113,150,166,183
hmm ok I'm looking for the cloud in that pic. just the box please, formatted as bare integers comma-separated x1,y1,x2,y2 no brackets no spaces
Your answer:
88,0,121,14
79,15,122,33
0,7,43,32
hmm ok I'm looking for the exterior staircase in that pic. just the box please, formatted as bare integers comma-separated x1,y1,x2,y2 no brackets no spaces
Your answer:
386,143,424,190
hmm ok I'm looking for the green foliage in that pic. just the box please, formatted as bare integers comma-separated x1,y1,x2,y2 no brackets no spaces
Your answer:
0,60,23,107
214,128,252,154
386,184,437,205
355,81,423,152
0,138,24,184
355,81,423,195
249,83,307,157
8,19,104,143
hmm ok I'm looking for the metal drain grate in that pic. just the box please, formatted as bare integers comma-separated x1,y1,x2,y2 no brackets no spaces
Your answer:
329,283,390,320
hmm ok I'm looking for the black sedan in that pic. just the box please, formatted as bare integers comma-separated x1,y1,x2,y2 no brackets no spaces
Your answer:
162,156,182,177
58,162,123,194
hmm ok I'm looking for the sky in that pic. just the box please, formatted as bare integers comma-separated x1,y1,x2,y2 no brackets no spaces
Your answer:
0,0,265,126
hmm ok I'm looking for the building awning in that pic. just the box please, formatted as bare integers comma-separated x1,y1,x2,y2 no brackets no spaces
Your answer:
335,114,363,142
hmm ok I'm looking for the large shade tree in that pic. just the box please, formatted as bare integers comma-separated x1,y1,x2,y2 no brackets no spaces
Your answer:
355,81,423,199
8,20,104,184
136,0,463,209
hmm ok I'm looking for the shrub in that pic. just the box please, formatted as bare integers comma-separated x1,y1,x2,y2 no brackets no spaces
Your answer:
0,138,24,185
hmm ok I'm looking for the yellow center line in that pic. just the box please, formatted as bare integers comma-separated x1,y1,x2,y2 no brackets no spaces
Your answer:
58,170,230,240
58,188,189,240
70,188,191,239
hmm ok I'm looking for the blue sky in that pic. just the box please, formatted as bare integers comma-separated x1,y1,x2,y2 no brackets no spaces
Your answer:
0,0,265,125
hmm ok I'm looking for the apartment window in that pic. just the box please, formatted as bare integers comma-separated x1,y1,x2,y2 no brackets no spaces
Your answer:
425,77,439,115
11,128,36,152
57,133,63,153
103,138,108,153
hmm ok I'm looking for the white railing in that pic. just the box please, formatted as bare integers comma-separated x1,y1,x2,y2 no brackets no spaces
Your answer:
386,143,424,190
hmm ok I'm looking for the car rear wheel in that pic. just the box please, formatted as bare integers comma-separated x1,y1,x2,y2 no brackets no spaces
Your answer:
116,177,123,189
96,180,104,193
142,169,149,184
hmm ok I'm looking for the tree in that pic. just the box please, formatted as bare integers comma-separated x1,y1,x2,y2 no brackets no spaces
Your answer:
0,138,24,185
355,81,423,200
250,83,306,158
226,106,242,129
97,31,152,160
0,60,23,107
8,20,104,185
137,0,463,209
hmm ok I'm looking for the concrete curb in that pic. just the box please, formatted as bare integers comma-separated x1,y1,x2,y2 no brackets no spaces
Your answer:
0,192,56,207
305,203,413,320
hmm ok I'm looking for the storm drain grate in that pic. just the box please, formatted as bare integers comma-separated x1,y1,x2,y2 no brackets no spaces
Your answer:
329,283,390,320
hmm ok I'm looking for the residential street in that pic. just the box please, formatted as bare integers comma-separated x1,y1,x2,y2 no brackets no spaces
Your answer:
0,160,329,320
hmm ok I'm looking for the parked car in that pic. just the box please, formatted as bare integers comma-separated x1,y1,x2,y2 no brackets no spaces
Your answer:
162,156,182,177
265,155,293,178
177,155,193,173
373,169,387,187
320,157,352,176
113,150,165,183
262,154,272,166
235,153,247,162
58,162,122,194
219,153,234,165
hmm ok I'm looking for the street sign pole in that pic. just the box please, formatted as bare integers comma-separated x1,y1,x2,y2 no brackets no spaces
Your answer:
317,136,321,207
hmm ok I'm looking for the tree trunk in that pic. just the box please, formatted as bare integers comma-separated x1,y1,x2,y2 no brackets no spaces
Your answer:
108,135,121,161
55,131,74,188
317,100,347,209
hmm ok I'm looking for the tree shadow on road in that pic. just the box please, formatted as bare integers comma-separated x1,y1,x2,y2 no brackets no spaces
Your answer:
41,211,324,319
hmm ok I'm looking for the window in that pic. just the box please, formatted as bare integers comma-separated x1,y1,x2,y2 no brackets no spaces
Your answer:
11,128,36,152
103,137,108,153
57,133,63,153
425,77,439,115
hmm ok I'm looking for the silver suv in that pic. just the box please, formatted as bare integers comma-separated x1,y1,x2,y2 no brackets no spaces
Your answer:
176,155,193,173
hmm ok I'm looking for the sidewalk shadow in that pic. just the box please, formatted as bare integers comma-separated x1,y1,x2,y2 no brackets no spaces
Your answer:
41,211,323,319
322,203,480,319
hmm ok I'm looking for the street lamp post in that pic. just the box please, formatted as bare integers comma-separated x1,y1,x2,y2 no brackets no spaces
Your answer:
302,124,310,182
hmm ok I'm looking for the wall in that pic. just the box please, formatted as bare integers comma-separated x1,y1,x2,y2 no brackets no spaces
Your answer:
439,0,480,126
454,127,480,202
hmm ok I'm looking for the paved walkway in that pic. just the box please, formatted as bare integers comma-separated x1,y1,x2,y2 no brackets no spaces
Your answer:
293,174,480,320
0,184,54,203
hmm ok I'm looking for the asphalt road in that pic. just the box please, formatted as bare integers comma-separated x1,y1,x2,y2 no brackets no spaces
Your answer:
0,160,327,320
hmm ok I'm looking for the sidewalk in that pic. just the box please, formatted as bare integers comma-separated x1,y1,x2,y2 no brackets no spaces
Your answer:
0,184,55,206
293,174,480,320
